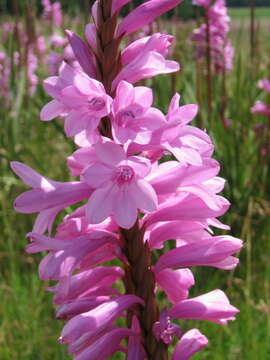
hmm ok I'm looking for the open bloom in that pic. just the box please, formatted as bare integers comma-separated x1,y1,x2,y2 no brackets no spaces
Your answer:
82,142,158,228
41,64,112,137
60,72,112,137
40,62,78,121
111,80,166,144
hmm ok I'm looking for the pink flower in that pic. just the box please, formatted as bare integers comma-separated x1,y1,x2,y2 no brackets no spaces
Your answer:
11,161,92,234
153,313,181,344
40,62,78,121
26,231,118,280
191,0,234,74
59,295,143,344
111,0,133,15
192,0,212,6
72,328,135,360
251,101,270,117
258,79,270,94
121,33,174,66
11,1,242,358
127,316,145,359
172,329,208,360
52,266,123,305
167,289,239,325
66,30,96,78
155,268,195,304
161,93,212,164
154,235,242,272
144,190,230,227
42,0,63,26
60,72,112,137
111,80,166,144
116,0,184,37
41,63,112,137
50,34,67,47
112,50,179,90
82,142,158,228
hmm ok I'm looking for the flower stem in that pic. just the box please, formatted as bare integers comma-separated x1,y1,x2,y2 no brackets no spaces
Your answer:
121,221,168,359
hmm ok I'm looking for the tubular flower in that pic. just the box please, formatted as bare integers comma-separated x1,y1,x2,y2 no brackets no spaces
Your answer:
12,1,241,359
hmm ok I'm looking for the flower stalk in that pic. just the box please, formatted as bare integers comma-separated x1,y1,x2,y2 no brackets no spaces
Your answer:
121,222,168,359
11,1,242,359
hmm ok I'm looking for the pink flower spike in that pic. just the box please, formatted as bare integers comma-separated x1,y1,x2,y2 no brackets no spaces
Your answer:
167,289,239,325
172,329,208,360
116,0,184,37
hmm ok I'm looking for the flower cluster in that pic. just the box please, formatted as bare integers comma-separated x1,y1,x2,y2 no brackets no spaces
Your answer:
42,0,63,27
191,0,234,74
12,1,242,359
0,51,11,104
251,79,270,117
251,79,270,158
47,34,79,75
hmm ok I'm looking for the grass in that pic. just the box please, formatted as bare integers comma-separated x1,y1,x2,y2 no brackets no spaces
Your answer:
229,7,270,19
1,6,270,360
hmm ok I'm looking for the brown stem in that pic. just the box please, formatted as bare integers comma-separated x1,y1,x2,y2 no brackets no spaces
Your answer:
120,222,168,360
220,63,227,128
11,0,21,57
95,0,121,137
196,59,204,128
250,0,256,63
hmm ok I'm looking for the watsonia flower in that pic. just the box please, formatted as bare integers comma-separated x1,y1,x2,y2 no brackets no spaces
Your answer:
12,1,242,359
